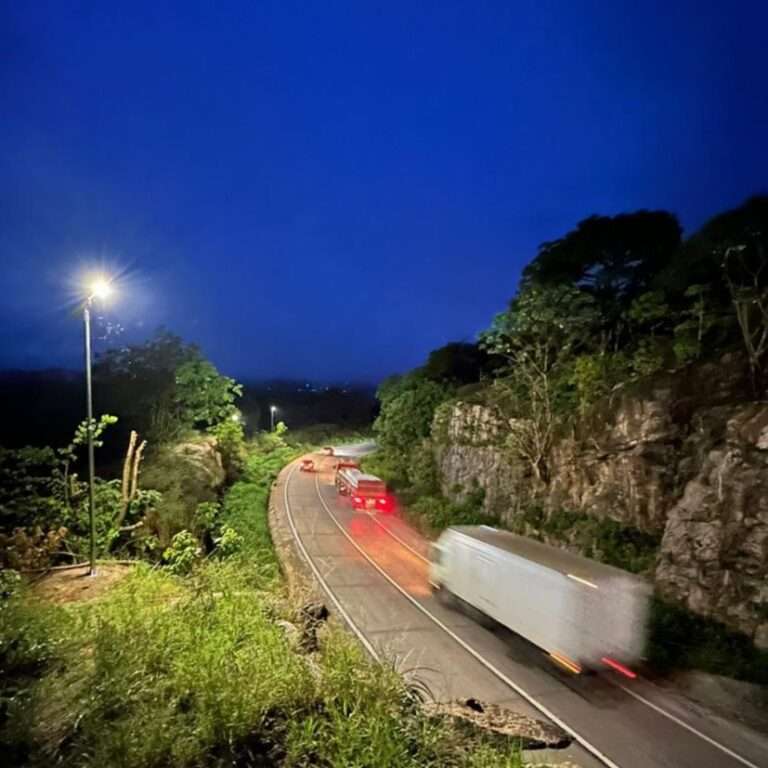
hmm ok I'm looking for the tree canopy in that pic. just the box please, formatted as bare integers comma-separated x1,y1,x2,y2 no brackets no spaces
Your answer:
94,330,241,445
422,342,496,384
522,210,682,301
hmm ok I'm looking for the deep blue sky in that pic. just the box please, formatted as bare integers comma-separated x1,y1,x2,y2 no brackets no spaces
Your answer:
2,1,767,383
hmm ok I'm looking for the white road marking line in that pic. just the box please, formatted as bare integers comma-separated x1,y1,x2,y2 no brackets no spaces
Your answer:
282,462,380,661
310,472,622,768
617,684,761,768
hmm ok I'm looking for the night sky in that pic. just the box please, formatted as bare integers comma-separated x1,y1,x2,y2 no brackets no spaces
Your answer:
2,1,767,383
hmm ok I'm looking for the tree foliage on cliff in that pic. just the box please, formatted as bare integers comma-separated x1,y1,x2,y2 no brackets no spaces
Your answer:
373,373,451,480
480,285,599,479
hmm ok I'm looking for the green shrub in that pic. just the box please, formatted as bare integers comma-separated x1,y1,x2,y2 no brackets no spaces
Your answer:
193,500,221,534
142,441,223,547
210,419,247,480
569,353,630,414
162,530,201,575
517,506,661,574
360,451,408,490
212,525,244,559
648,598,768,685
631,337,667,378
586,518,661,573
407,439,440,496
410,487,497,534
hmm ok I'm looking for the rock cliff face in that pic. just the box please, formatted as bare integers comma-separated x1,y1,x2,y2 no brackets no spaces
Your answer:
434,357,768,648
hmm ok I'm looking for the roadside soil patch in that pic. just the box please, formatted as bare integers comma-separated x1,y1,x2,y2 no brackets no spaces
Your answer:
31,563,134,604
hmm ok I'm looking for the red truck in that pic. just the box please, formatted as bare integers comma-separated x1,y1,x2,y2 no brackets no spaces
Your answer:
335,466,392,512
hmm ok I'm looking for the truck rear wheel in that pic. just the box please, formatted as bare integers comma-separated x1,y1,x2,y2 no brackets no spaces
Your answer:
434,584,454,608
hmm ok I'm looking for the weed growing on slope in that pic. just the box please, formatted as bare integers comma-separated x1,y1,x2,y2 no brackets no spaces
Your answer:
514,505,660,574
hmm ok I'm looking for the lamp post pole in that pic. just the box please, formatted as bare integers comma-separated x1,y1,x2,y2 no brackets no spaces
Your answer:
83,298,97,576
270,405,277,432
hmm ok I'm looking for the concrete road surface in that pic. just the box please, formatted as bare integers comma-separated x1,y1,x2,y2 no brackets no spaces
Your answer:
273,451,768,768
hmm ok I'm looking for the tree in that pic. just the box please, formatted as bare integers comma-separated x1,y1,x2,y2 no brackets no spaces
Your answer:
724,243,768,395
422,342,497,384
373,373,451,480
94,330,242,444
669,196,768,392
56,414,119,510
480,285,599,481
522,211,682,349
94,330,201,445
627,290,671,377
672,285,718,364
660,196,768,304
175,360,242,428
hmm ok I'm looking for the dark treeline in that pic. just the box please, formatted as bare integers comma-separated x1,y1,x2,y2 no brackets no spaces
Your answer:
238,380,377,435
0,370,85,450
0,363,376,458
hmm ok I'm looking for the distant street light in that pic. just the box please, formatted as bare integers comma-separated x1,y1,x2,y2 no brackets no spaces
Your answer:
83,276,113,576
270,404,277,432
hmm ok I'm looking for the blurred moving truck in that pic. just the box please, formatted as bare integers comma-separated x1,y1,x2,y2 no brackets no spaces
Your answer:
429,526,651,676
335,466,391,512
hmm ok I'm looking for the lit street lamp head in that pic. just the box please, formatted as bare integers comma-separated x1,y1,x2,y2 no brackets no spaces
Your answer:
88,277,113,302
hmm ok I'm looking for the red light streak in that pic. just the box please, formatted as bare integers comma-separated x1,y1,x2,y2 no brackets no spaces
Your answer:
601,656,637,679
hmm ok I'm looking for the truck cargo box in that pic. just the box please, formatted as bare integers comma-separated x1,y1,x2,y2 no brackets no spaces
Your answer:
430,526,651,672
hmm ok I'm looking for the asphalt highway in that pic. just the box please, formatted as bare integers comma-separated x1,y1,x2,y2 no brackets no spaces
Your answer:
277,451,768,768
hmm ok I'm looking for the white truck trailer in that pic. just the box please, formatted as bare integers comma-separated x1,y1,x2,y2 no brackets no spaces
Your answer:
429,526,651,676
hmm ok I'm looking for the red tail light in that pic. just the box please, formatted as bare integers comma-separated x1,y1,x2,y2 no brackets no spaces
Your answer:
601,656,637,679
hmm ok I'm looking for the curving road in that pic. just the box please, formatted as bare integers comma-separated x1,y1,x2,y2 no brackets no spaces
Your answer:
274,450,768,768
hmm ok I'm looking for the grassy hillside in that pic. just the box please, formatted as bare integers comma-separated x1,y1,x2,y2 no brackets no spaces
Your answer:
0,441,532,768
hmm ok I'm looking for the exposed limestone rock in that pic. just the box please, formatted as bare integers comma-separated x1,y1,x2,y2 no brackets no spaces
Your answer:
423,698,572,750
169,438,226,489
433,357,768,645
656,404,768,647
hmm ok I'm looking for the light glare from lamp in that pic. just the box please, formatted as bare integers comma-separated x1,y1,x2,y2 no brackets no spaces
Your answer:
90,278,113,301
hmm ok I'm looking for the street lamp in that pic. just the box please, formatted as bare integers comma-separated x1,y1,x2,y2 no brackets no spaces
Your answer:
270,404,277,432
83,276,113,576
